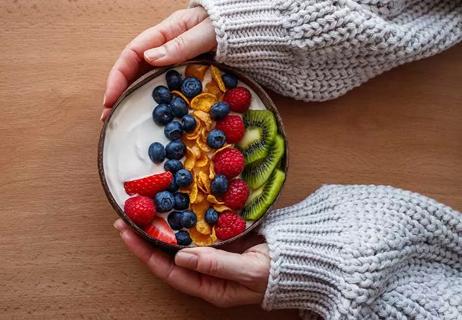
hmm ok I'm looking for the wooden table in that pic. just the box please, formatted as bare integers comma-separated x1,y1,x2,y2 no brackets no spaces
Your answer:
1,0,461,319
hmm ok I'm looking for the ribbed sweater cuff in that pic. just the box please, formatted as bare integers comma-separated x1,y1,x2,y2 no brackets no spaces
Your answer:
259,187,349,318
189,0,286,65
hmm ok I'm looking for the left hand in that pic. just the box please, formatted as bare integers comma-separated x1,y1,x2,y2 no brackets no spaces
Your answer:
101,7,216,120
113,219,270,307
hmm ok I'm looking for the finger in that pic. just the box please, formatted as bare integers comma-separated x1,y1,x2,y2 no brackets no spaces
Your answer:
144,18,217,67
103,7,208,109
174,247,268,287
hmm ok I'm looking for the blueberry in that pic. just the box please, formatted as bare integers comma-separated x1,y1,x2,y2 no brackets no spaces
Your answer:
164,121,183,140
175,169,193,187
170,96,188,118
211,175,228,195
207,129,226,149
180,210,197,228
166,70,182,90
175,230,192,246
167,179,179,193
210,102,230,120
222,73,238,89
181,77,202,99
154,191,174,212
167,211,184,230
181,114,196,132
148,142,165,163
205,208,219,225
152,104,173,126
152,85,172,104
164,159,183,173
165,139,185,160
174,192,190,210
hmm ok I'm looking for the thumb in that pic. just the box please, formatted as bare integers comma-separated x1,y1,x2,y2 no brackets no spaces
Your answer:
144,18,216,66
174,246,269,290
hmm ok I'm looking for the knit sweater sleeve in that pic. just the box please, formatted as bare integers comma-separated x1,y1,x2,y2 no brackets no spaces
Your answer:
258,185,462,319
190,0,462,101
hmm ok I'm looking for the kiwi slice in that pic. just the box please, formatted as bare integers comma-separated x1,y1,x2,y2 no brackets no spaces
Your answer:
241,169,286,221
242,134,285,189
238,110,277,164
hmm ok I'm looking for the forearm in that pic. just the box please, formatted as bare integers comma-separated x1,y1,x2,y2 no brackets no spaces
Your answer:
191,0,462,101
260,185,462,319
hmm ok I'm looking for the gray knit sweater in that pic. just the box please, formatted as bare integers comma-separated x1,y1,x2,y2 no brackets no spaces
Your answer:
191,0,462,101
189,1,462,319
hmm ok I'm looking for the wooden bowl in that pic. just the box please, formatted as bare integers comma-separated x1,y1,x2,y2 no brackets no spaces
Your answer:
98,60,288,253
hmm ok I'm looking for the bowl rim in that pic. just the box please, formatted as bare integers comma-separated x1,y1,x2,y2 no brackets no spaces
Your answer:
98,59,289,252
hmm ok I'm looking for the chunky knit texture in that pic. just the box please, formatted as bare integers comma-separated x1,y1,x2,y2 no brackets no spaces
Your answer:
259,185,462,319
190,0,462,101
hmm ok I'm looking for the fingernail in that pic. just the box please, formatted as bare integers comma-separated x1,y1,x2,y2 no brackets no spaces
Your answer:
175,251,198,268
103,95,107,107
145,47,166,62
113,219,125,231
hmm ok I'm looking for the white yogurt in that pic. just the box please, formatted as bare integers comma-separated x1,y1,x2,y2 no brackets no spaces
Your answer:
103,66,266,210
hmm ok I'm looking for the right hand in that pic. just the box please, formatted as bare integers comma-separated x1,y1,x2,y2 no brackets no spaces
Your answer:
114,219,270,307
101,7,217,120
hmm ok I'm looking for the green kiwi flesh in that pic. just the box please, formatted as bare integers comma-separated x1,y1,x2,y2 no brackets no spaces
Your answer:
242,134,284,189
241,169,286,220
238,110,277,164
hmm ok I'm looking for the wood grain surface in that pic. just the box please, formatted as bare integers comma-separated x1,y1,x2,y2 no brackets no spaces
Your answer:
1,0,461,319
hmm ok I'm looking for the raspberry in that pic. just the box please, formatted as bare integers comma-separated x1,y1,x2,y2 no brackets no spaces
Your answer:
124,171,173,197
223,87,251,113
124,196,156,227
215,211,246,240
213,147,245,179
215,115,245,144
223,179,249,210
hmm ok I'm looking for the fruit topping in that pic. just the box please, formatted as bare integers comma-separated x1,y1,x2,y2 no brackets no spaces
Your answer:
204,208,219,225
180,210,197,228
166,69,182,90
152,103,174,126
213,147,245,179
239,110,277,164
175,230,192,245
124,171,173,197
222,73,238,89
241,169,286,221
164,121,183,140
164,159,183,173
215,211,246,240
173,192,190,210
167,211,184,230
242,134,284,189
174,168,193,187
144,216,176,244
154,191,175,212
223,87,251,113
210,102,230,120
207,129,226,149
170,95,188,118
223,178,249,210
165,139,185,160
210,174,228,196
216,115,245,144
148,142,165,164
152,85,172,104
181,114,197,132
181,77,202,99
124,196,156,227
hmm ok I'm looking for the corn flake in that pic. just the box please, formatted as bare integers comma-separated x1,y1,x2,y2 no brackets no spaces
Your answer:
196,220,212,235
207,194,224,205
190,228,217,246
171,90,190,104
185,64,209,81
191,93,217,112
211,65,226,92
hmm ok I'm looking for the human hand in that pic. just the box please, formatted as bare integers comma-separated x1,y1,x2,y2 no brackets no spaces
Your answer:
101,7,217,120
113,219,270,307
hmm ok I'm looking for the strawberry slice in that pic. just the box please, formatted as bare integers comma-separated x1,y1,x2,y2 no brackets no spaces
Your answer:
144,217,177,244
124,171,173,197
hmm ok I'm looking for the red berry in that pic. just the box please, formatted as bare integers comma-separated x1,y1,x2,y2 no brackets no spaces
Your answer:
223,179,249,210
213,147,245,179
124,196,156,227
223,87,251,113
215,211,246,240
216,115,245,144
144,216,177,244
124,171,173,197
